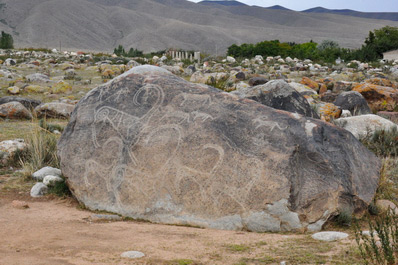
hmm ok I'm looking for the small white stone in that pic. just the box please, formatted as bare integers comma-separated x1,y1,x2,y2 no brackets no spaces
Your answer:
120,251,145,259
30,183,48,197
43,175,64,186
32,166,61,181
312,231,348,242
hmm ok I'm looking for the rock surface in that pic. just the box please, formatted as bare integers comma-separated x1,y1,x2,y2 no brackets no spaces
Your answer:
43,175,64,186
30,183,48,197
34,102,75,119
0,96,41,110
0,102,32,120
312,232,349,242
333,91,372,116
58,66,381,232
232,80,319,118
120,251,145,259
32,167,62,181
334,114,398,138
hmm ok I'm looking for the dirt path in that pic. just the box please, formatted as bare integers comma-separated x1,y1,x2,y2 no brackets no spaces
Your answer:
0,192,359,265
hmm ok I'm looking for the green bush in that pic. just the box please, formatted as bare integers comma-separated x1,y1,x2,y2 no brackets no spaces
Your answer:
360,128,398,157
20,126,59,176
0,31,13,49
355,209,398,265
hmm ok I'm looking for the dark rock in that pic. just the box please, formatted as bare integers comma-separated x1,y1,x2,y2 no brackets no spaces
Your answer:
58,66,380,232
235,72,245,81
334,91,372,116
248,77,268,86
34,102,75,119
232,80,319,118
320,91,338,103
0,96,41,110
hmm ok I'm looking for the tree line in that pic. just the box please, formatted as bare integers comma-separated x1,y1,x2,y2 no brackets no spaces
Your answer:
0,31,13,49
227,26,398,63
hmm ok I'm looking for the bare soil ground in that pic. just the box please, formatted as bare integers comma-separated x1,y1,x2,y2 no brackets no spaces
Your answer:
0,187,362,265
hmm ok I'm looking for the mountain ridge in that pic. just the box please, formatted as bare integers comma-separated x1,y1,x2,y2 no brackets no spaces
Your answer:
0,0,397,54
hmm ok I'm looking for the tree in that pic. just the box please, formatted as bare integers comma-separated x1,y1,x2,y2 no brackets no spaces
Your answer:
0,31,13,49
113,45,125,56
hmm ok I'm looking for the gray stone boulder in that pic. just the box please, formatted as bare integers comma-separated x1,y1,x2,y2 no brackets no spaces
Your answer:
0,139,26,165
334,91,372,116
334,114,398,139
26,73,50,83
0,101,32,120
248,77,268,86
32,166,62,181
34,102,75,119
312,232,349,242
58,65,380,232
0,96,41,110
30,183,48,197
232,80,319,118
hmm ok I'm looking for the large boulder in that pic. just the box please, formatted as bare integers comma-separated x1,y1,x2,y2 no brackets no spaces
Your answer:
334,114,398,139
353,83,398,111
58,66,381,232
0,96,41,110
333,91,372,116
231,80,319,118
34,102,75,119
0,102,32,120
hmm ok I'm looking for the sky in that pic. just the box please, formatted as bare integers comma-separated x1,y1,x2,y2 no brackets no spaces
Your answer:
187,0,398,12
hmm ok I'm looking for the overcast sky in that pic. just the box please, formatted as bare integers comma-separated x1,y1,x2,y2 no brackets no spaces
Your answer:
187,0,398,12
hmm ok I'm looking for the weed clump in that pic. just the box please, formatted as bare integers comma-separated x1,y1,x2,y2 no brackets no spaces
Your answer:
360,127,398,157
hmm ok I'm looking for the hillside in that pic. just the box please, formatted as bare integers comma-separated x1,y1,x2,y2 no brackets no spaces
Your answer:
0,0,397,53
303,7,398,22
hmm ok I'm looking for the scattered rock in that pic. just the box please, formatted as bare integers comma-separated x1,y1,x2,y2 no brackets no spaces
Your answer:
353,83,398,111
11,200,29,209
0,101,32,119
248,76,268,86
26,73,50,83
377,111,398,124
232,80,319,118
7,86,20,95
43,175,64,186
0,139,26,165
334,114,398,139
32,166,62,181
58,65,380,232
120,251,145,259
312,232,348,242
51,81,72,94
34,102,74,119
30,183,48,197
333,91,372,116
0,96,41,110
317,102,341,122
375,199,398,214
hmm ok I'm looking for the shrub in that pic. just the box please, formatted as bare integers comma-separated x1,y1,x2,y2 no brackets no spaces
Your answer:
20,125,59,176
360,128,398,157
47,178,71,197
355,209,398,265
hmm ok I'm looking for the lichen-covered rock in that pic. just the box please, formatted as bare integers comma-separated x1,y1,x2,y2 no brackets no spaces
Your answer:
333,91,372,116
0,139,26,165
58,66,380,232
51,81,72,94
26,73,50,83
232,80,319,118
25,85,47,93
34,102,75,119
318,102,342,122
300,77,319,92
7,86,20,95
353,83,398,111
377,111,398,124
0,101,32,119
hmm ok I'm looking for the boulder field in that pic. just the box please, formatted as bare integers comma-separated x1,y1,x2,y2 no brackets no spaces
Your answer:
58,66,381,232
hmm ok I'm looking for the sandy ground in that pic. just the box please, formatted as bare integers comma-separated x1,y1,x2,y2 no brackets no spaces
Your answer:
0,191,357,265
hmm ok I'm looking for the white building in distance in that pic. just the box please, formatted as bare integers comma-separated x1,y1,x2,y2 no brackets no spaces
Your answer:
383,49,398,61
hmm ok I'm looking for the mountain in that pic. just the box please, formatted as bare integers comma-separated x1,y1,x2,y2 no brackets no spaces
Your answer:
199,0,247,6
266,5,291,11
0,0,397,54
303,7,398,22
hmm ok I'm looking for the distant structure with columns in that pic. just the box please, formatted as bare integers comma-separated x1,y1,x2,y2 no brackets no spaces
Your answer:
167,50,201,64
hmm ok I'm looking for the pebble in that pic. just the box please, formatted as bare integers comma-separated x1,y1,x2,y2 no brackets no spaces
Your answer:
312,231,349,242
11,200,29,209
120,251,145,259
